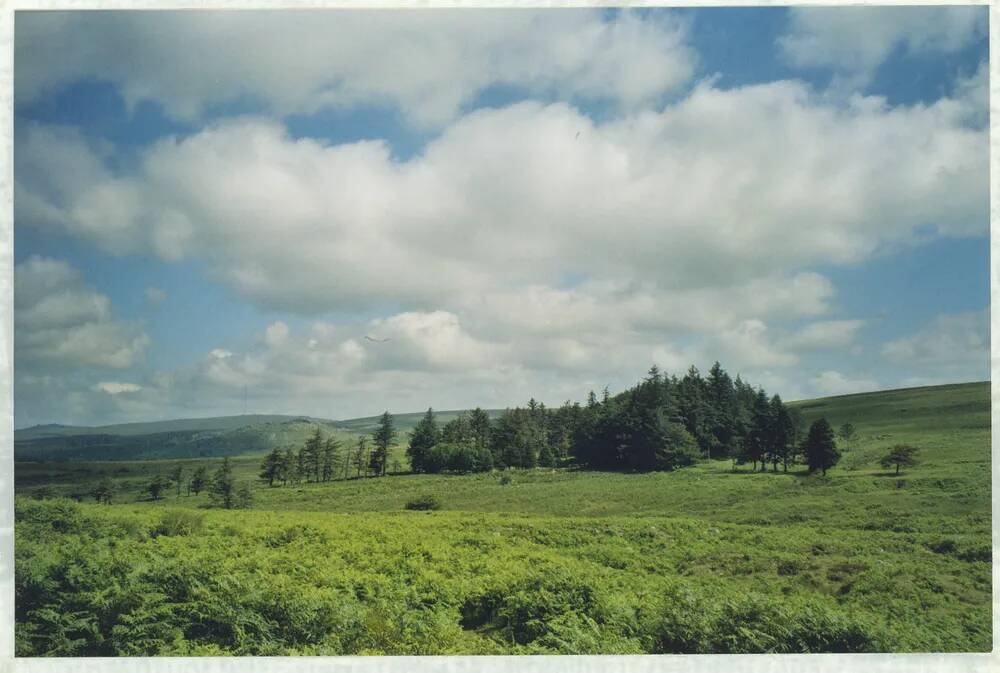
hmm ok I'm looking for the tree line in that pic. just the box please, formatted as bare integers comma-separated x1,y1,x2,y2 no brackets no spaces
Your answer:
406,363,844,475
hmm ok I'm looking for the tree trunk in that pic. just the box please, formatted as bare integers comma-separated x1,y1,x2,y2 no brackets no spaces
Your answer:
896,464,900,475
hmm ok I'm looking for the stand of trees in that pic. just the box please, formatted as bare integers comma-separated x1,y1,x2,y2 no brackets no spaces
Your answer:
407,362,816,474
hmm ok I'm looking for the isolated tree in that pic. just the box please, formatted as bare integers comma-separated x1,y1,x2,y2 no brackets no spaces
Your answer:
171,465,184,497
208,457,236,509
91,479,114,505
147,475,171,501
408,408,439,473
880,444,919,475
804,418,840,476
371,411,396,477
839,422,857,444
321,437,340,482
189,466,207,496
259,447,284,486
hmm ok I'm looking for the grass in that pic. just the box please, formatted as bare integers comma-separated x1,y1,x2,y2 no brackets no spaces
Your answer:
13,381,992,654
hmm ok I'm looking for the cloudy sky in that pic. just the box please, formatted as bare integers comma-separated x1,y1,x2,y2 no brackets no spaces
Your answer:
13,7,989,428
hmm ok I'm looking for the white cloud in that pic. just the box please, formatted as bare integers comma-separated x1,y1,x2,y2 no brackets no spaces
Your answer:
812,370,879,396
14,256,149,370
15,10,695,128
780,6,986,89
94,381,142,395
882,310,989,381
783,319,865,351
16,84,986,324
263,321,290,347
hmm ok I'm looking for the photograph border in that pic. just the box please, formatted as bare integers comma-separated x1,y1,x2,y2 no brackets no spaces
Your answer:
0,1,995,671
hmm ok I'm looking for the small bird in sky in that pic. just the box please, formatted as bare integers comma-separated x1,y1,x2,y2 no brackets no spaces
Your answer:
365,335,391,343
575,131,580,139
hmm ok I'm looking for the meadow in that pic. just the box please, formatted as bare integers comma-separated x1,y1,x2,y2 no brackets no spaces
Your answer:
13,382,992,655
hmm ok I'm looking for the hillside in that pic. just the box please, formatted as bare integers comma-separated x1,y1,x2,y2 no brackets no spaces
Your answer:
14,380,993,654
14,408,504,461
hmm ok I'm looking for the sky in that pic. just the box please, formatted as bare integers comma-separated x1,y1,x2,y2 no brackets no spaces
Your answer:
12,7,990,428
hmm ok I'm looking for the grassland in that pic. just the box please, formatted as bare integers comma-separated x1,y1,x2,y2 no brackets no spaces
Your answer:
13,382,992,655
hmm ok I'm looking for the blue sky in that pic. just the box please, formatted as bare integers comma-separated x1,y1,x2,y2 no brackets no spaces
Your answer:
13,7,989,427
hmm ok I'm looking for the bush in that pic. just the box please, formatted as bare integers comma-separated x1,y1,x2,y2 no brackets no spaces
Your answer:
405,495,441,511
152,510,205,537
499,473,513,486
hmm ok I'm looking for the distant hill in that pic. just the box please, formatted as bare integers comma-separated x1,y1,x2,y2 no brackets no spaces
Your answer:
14,408,505,461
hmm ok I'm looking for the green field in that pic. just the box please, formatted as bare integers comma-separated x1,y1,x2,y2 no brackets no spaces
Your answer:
14,382,992,655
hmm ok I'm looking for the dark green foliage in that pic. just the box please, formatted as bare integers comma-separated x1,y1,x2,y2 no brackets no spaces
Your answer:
803,419,840,476
405,495,441,511
259,447,284,486
421,443,492,474
188,466,207,496
208,457,236,509
879,445,919,475
321,437,340,482
147,475,171,501
407,408,439,474
90,479,114,505
302,428,323,483
370,412,396,477
235,482,254,509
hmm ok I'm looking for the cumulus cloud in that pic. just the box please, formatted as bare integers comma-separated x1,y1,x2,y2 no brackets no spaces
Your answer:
144,287,168,307
16,84,986,322
15,10,695,128
780,6,986,89
783,319,865,351
881,310,989,382
14,256,149,370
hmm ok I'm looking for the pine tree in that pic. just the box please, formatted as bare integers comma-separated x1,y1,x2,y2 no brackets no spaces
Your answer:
234,482,254,509
804,418,840,476
468,407,492,452
147,474,171,501
321,436,340,482
208,457,236,508
91,479,114,505
408,408,439,473
302,428,323,482
879,444,919,475
371,411,396,477
189,466,207,496
283,448,299,485
259,447,284,486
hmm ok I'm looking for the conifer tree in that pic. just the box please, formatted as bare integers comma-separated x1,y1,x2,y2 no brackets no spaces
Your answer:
408,408,439,473
321,436,340,482
208,457,236,508
259,447,284,486
189,466,207,496
371,411,396,477
804,418,840,476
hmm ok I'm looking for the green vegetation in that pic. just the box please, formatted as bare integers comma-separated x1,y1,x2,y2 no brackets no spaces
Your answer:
13,380,992,654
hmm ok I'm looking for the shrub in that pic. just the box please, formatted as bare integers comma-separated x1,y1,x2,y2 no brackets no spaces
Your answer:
499,473,513,485
152,510,205,537
405,495,441,511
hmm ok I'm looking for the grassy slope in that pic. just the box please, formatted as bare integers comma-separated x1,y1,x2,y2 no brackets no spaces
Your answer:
14,382,993,653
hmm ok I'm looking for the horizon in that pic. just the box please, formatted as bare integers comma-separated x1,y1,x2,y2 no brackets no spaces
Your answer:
13,7,989,428
15,377,989,432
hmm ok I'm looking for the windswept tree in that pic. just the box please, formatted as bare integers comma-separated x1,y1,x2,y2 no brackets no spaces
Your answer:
259,447,284,486
189,466,207,496
353,436,369,478
408,408,439,474
803,418,840,476
880,444,919,475
371,411,396,477
283,448,299,485
208,457,236,508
